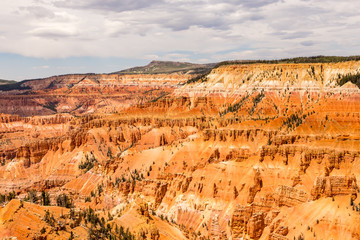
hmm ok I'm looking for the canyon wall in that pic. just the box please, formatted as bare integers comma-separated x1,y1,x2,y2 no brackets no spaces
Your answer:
0,61,360,239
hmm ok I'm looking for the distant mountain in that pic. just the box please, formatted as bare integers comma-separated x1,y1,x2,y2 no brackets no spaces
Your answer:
114,60,216,75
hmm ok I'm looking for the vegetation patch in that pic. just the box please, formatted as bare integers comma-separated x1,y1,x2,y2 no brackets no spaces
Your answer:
79,153,98,172
283,113,308,130
337,73,360,88
56,193,74,208
219,94,249,116
115,60,215,75
249,91,265,115
0,81,31,91
42,101,59,112
186,69,212,84
214,55,360,69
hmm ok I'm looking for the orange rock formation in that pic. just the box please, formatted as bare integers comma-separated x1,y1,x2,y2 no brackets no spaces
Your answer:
0,61,360,239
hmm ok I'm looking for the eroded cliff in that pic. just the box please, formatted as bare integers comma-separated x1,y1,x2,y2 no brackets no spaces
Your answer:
0,60,360,240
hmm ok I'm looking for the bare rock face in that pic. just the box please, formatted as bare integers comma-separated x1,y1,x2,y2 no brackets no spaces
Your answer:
269,220,289,239
311,175,358,200
231,205,266,240
159,133,168,146
119,181,132,196
181,176,192,193
0,73,192,117
226,148,251,162
247,212,266,240
231,205,253,237
248,168,263,203
275,226,289,236
154,182,168,208
273,185,308,207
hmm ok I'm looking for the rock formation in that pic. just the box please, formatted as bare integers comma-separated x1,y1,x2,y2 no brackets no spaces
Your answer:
0,60,360,239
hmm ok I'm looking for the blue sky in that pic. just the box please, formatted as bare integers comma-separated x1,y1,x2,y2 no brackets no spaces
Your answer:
0,53,148,80
1,0,360,80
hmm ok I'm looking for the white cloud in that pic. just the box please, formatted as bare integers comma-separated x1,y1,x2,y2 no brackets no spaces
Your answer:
20,6,55,19
0,0,359,62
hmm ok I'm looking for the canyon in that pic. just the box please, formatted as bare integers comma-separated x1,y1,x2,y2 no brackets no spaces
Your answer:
0,59,360,239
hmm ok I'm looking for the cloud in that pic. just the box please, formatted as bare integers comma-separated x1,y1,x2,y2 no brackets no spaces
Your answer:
276,31,313,40
301,40,315,46
229,0,281,8
29,27,77,39
0,0,359,69
20,6,55,19
54,0,164,12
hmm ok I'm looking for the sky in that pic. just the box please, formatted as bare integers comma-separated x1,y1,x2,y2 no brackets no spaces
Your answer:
1,0,360,80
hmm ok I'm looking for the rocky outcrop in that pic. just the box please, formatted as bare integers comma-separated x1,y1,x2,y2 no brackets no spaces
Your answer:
247,212,266,239
16,138,62,168
260,144,360,174
208,149,220,163
209,212,227,240
231,205,266,240
231,205,253,237
248,169,263,203
181,176,192,193
203,129,273,142
159,133,168,146
0,114,21,123
154,182,168,208
311,175,358,200
272,185,308,207
226,148,251,162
